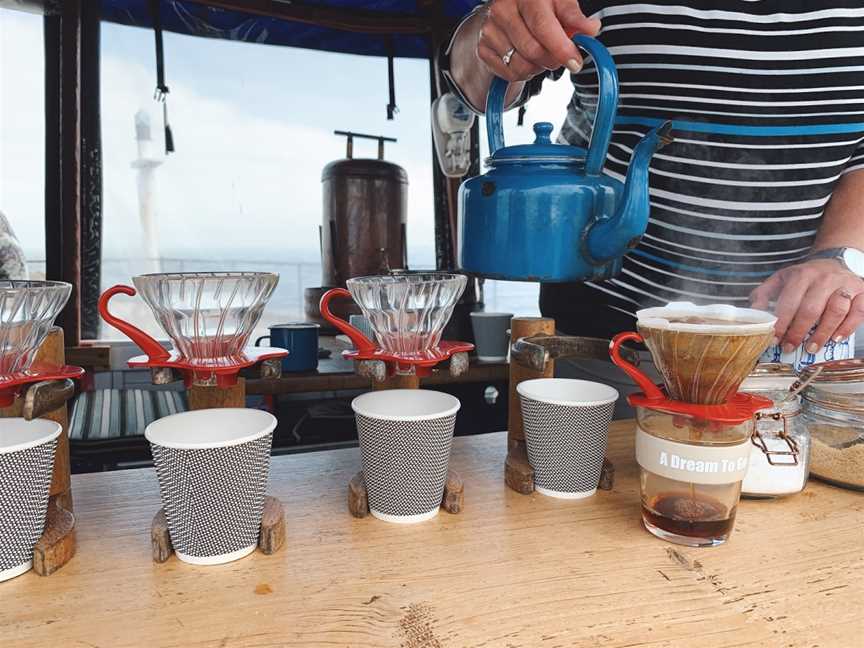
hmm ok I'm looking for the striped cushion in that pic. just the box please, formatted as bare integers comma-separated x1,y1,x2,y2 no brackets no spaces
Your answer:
69,389,188,442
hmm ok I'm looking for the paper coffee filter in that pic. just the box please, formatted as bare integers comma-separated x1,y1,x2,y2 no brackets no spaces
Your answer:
637,302,776,334
637,302,776,404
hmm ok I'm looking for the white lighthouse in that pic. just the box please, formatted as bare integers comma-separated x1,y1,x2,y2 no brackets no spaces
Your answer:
130,110,163,274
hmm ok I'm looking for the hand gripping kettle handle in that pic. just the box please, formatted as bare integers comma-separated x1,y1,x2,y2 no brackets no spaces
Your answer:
318,288,376,354
609,332,664,401
486,35,618,176
98,285,170,361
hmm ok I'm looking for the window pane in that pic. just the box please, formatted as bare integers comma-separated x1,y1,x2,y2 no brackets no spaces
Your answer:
99,24,434,339
0,9,45,279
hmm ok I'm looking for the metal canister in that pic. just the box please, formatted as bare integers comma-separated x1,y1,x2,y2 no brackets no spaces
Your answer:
320,131,408,287
800,359,864,490
740,364,809,498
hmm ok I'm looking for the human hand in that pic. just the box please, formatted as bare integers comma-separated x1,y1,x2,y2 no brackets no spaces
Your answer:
750,259,864,353
476,0,601,83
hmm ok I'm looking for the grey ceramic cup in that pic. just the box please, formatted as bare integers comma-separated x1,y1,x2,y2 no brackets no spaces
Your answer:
470,312,513,362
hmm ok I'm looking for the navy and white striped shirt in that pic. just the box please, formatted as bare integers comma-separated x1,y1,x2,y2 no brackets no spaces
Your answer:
446,1,864,337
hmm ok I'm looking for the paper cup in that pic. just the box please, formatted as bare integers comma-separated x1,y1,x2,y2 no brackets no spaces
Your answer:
470,312,513,362
0,418,61,582
352,390,460,523
145,408,276,565
517,379,618,499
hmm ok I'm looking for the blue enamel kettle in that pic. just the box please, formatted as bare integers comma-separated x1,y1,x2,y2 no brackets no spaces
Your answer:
458,36,673,282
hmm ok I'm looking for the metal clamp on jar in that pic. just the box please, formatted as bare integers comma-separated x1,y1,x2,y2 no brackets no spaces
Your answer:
740,364,810,498
800,359,864,491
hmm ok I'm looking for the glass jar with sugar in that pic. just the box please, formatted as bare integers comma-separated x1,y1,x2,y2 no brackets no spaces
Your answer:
800,359,864,491
740,364,810,498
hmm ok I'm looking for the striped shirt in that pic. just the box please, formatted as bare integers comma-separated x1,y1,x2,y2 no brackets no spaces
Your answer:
446,1,864,337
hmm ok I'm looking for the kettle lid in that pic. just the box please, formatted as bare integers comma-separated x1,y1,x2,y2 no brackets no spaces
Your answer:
489,122,587,164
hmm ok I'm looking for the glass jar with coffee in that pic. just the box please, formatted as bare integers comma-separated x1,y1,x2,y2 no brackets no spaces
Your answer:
634,394,771,546
611,330,773,547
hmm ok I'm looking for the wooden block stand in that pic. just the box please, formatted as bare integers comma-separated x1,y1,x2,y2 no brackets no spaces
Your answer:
150,378,287,563
506,317,615,495
0,328,77,576
347,371,465,519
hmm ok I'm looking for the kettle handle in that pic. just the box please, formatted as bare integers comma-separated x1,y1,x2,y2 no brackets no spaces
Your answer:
486,35,618,177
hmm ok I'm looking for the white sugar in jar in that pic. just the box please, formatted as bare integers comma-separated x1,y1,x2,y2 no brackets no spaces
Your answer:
740,365,810,498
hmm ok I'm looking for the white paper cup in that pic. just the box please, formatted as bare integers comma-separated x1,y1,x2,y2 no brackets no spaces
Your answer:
0,418,61,582
145,408,276,565
352,390,460,523
517,379,618,499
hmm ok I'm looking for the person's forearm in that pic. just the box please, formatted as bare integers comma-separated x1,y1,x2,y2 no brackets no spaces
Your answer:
812,169,864,251
450,11,525,113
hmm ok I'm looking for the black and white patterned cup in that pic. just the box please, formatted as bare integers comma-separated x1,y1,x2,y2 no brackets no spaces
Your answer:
352,389,460,524
0,418,61,583
517,379,618,499
145,408,277,565
470,312,513,362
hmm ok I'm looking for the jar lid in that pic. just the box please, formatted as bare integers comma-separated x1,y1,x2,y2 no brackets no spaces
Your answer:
749,362,797,378
799,359,864,412
800,358,864,383
742,363,798,393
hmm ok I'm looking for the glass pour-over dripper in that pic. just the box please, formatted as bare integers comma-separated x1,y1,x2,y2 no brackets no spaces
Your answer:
0,280,84,406
99,272,287,387
320,272,473,376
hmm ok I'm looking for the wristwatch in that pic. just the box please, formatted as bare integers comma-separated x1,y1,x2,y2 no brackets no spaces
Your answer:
807,247,864,278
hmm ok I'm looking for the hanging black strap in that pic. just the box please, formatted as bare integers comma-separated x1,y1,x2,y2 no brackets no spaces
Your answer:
149,0,174,153
517,105,526,127
386,37,398,120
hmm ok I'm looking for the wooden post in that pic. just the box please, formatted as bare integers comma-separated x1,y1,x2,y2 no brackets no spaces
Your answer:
0,327,76,575
506,317,555,494
372,373,420,390
187,379,246,410
152,376,286,562
44,1,83,346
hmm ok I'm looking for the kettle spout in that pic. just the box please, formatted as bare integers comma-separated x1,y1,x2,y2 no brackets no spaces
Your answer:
583,121,673,264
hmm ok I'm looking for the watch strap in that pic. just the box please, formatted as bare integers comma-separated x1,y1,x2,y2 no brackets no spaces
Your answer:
807,247,846,262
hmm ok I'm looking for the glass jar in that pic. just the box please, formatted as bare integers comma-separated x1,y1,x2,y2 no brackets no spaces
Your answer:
636,401,762,548
800,359,864,491
739,364,809,498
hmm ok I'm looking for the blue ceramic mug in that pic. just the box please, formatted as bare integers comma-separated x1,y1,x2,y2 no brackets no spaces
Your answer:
256,323,319,372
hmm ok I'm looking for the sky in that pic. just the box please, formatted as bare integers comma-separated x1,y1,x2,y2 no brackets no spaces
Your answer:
0,8,573,264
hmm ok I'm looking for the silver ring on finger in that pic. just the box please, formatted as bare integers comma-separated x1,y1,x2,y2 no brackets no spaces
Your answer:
502,47,516,66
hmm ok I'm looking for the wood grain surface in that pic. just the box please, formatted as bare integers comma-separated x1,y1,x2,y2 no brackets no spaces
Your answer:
186,379,246,410
3,421,862,647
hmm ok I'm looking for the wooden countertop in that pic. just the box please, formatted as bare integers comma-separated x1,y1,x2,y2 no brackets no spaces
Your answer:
4,421,862,647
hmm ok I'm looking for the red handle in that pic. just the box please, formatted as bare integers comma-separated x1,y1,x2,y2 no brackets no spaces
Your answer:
98,285,170,361
319,288,376,353
609,331,664,401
